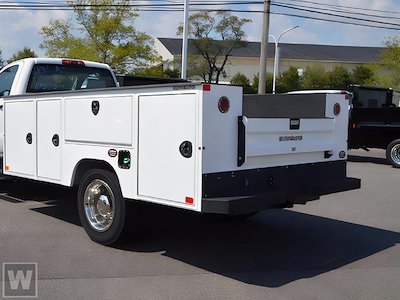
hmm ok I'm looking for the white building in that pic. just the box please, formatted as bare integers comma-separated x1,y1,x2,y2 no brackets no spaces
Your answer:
155,37,384,83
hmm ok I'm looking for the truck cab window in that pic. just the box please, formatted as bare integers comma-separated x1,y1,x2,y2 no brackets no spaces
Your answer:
26,64,116,93
0,65,19,96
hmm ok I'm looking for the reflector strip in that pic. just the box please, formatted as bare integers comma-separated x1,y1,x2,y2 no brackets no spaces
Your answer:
203,84,211,91
186,197,194,204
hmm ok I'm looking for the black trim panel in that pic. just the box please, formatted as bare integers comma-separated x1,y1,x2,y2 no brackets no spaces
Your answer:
237,116,246,167
243,93,326,118
202,160,360,215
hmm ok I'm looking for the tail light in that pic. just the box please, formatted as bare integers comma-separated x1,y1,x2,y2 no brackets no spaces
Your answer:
218,96,230,113
334,103,341,116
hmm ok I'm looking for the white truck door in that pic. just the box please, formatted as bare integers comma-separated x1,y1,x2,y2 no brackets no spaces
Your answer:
4,101,35,176
138,93,198,205
37,99,61,180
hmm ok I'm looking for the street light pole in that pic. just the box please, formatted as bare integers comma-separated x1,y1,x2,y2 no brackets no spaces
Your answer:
269,34,277,94
270,25,299,94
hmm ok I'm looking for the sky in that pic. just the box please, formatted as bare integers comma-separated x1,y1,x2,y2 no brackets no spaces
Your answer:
1,0,400,62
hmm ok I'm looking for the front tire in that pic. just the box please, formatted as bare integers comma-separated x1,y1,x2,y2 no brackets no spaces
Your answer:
386,139,400,168
77,169,127,245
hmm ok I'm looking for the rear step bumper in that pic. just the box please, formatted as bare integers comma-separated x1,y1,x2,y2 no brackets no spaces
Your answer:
201,161,361,215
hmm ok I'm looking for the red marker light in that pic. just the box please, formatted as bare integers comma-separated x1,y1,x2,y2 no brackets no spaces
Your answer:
218,96,230,113
203,84,211,91
185,197,194,204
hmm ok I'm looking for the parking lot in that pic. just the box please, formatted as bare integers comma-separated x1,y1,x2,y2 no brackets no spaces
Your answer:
0,148,399,300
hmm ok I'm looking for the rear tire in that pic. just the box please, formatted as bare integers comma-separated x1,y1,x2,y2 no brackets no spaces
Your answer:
386,139,400,168
77,169,127,245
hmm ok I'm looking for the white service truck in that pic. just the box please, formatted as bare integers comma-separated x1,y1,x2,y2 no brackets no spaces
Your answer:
0,58,360,245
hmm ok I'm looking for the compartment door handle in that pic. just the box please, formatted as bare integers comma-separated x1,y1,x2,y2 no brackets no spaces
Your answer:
52,134,59,147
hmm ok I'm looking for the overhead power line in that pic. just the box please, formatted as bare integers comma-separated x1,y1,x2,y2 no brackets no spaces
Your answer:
275,1,400,21
282,0,400,16
1,0,400,30
273,3,400,29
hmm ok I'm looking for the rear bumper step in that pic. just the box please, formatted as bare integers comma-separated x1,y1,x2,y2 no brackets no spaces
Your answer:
201,161,361,215
202,178,360,215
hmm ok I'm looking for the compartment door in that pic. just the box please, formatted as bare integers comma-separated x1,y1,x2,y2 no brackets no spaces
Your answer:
4,101,35,176
37,99,61,180
138,94,197,204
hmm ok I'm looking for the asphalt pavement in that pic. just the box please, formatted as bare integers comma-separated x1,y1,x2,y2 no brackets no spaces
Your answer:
0,148,399,300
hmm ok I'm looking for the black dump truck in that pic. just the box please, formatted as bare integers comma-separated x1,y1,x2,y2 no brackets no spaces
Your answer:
348,85,400,167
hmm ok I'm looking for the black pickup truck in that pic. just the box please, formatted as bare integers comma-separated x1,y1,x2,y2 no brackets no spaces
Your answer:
348,85,400,167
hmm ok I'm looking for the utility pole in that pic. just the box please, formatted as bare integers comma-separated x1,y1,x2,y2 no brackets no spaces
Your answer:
181,0,189,79
258,0,271,94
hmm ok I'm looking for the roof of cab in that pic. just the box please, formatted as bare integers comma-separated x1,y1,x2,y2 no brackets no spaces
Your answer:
10,58,112,70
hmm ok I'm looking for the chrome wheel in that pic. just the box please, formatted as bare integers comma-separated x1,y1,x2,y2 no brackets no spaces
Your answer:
386,140,400,168
78,169,129,245
390,144,400,166
84,179,115,232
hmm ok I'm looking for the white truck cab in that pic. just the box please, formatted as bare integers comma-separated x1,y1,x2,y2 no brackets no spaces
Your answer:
0,58,119,156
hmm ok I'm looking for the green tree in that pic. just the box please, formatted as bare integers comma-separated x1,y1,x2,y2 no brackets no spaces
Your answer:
0,47,4,68
164,69,180,78
177,11,251,83
276,66,301,93
134,65,165,77
7,46,38,64
351,64,375,86
372,36,400,90
301,64,328,90
39,18,88,59
168,53,210,81
133,65,180,78
39,0,160,73
230,72,253,94
327,65,351,89
252,73,273,94
372,73,396,88
380,36,400,71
